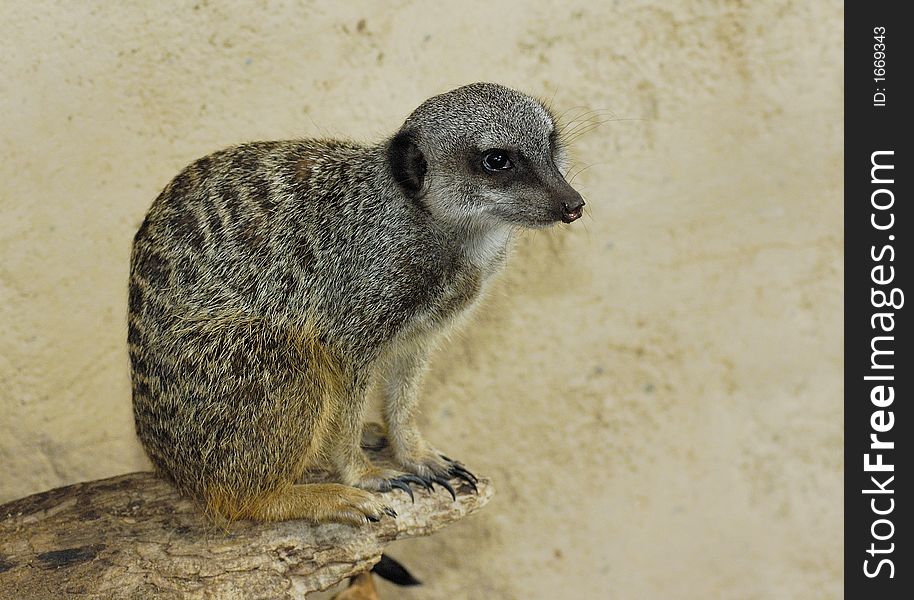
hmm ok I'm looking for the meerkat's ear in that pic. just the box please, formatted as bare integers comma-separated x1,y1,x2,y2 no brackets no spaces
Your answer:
387,129,427,197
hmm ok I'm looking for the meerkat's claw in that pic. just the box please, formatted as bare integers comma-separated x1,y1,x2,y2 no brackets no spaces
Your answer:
383,506,399,518
388,478,415,502
449,463,478,484
439,455,477,480
449,468,478,493
385,473,439,503
365,514,381,523
430,476,457,500
399,473,434,492
438,455,478,491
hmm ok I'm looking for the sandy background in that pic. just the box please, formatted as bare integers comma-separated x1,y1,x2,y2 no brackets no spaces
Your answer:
1,1,843,598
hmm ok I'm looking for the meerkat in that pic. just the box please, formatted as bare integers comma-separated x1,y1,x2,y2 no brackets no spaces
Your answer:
129,83,585,526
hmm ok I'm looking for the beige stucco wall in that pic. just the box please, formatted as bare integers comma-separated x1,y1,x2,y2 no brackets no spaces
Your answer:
1,1,842,598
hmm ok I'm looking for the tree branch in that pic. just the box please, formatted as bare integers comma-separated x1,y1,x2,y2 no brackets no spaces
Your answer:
0,440,492,599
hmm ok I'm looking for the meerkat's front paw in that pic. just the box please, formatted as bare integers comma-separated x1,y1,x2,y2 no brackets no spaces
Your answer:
344,464,428,503
438,455,479,493
358,426,478,499
393,447,479,499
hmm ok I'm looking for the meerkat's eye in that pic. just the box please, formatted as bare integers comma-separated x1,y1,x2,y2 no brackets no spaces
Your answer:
482,149,513,172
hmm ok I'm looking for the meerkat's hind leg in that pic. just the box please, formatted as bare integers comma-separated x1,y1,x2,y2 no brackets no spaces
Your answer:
239,483,397,526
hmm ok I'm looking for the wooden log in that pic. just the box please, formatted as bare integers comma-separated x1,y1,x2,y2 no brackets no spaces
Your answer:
0,437,492,599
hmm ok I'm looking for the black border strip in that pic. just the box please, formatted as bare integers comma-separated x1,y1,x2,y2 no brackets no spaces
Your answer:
845,2,908,597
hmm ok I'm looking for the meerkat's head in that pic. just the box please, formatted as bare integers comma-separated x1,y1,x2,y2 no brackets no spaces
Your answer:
387,83,584,229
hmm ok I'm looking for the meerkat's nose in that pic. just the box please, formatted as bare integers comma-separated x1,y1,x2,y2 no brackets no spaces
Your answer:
561,194,585,223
